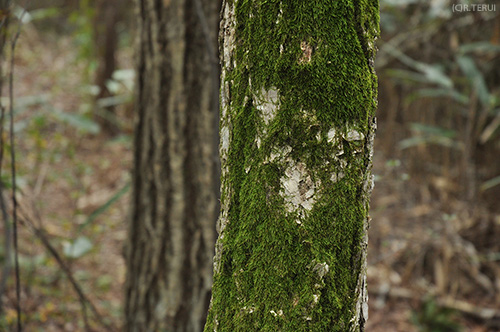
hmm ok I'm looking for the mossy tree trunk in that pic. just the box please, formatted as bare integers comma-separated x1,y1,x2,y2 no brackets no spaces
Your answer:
205,0,379,331
124,0,220,331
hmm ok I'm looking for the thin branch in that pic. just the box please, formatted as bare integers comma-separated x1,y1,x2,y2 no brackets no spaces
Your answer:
0,186,11,312
18,211,116,331
0,7,11,316
9,5,24,331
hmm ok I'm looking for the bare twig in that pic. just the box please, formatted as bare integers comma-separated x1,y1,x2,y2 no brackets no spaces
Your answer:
9,4,25,331
0,187,11,312
0,5,11,315
18,210,116,331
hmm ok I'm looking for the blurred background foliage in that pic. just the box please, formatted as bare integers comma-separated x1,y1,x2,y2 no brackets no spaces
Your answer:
0,0,498,331
370,0,500,331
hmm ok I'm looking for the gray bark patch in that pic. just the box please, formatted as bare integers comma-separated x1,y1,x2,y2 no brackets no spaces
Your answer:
280,160,320,221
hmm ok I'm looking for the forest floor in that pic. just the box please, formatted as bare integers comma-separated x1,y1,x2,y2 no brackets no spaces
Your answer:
0,19,498,332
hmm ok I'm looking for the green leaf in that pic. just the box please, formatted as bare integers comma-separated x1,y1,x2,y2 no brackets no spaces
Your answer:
410,123,457,138
96,275,113,291
456,55,492,109
112,69,136,91
419,65,453,89
78,182,131,232
399,136,463,150
97,95,131,108
63,236,93,259
414,88,469,105
384,44,453,88
479,109,500,143
1,94,49,120
28,7,61,21
386,68,430,85
459,42,500,54
385,159,401,167
13,5,31,23
399,124,463,150
480,175,500,192
51,110,100,134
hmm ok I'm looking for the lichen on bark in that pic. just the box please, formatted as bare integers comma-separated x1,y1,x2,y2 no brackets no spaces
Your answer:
206,0,379,331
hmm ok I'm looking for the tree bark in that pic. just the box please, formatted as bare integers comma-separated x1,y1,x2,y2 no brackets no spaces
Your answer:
124,0,220,331
205,1,379,331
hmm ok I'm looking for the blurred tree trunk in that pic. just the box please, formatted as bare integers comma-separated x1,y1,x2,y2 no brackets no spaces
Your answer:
205,1,378,331
124,0,220,331
93,0,122,134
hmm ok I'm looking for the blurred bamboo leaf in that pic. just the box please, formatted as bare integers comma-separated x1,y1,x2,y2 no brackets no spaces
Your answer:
479,109,500,144
410,123,457,137
413,88,469,105
386,68,433,85
13,5,31,23
385,159,401,167
384,43,453,88
63,236,93,259
96,275,113,291
399,123,463,150
379,12,397,33
51,110,100,134
458,42,500,54
27,7,61,21
480,175,500,192
111,69,136,91
1,94,50,118
97,95,131,108
78,182,131,232
398,136,463,150
2,93,102,135
456,55,492,109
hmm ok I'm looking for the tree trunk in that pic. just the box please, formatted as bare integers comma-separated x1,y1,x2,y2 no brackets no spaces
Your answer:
124,0,220,331
205,1,379,331
93,0,121,134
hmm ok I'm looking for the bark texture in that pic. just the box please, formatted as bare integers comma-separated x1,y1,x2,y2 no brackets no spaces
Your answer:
205,0,379,331
124,0,220,331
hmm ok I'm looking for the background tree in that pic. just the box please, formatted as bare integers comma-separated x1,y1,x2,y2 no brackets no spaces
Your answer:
124,0,220,331
205,0,379,331
92,0,124,134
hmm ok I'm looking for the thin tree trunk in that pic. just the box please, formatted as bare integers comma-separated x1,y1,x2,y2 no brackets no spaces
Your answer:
93,0,121,134
205,0,379,331
124,0,220,331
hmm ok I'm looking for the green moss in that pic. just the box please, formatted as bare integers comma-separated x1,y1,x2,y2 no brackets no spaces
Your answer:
206,0,379,331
